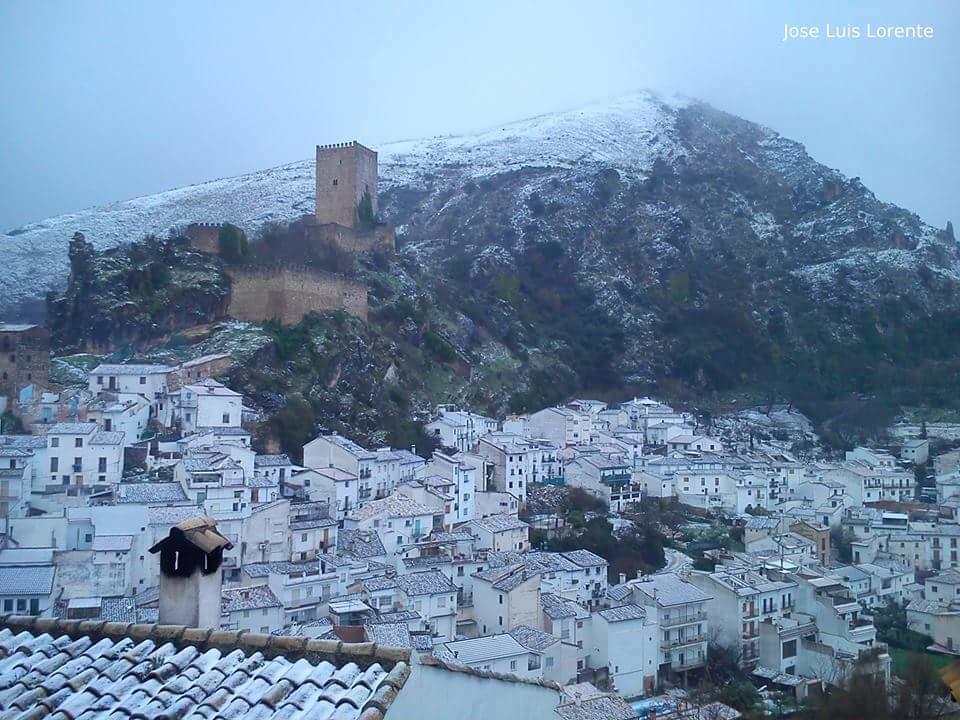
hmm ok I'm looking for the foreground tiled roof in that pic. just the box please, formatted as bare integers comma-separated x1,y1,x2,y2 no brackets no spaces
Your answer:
0,616,411,720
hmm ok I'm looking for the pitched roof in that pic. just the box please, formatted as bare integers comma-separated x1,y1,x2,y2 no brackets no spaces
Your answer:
598,604,647,623
116,482,189,504
394,570,456,597
255,453,293,467
221,585,283,613
0,616,411,720
468,514,529,533
347,493,437,522
338,529,387,559
509,624,559,652
631,572,712,606
91,363,172,375
0,565,55,595
555,694,638,720
442,634,529,664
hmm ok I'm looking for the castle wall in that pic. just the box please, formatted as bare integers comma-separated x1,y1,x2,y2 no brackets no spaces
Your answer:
185,223,222,255
227,267,368,325
303,222,395,255
0,325,50,403
315,142,378,228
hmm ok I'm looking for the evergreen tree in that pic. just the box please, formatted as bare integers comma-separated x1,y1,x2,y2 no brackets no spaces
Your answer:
357,190,375,227
217,223,249,263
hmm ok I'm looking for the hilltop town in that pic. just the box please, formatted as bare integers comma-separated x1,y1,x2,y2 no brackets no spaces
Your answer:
1,136,959,719
4,284,960,717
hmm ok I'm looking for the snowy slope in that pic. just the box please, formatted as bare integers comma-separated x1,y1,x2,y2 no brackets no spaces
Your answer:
0,91,690,314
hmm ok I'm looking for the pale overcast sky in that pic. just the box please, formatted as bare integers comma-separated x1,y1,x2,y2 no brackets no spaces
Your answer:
0,0,956,230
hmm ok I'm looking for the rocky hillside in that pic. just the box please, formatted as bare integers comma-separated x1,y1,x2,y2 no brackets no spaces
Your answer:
13,91,960,425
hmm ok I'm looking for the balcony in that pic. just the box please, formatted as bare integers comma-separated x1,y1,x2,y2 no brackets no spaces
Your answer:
662,611,706,627
666,633,707,648
671,655,707,671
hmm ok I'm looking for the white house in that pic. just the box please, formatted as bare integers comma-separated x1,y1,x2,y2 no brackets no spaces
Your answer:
464,514,530,552
343,492,442,553
0,547,56,616
426,407,498,453
526,407,592,448
44,422,125,493
687,567,797,667
592,604,659,698
221,585,284,633
88,363,173,417
472,564,541,635
631,573,712,681
439,634,544,680
902,439,930,465
177,379,242,436
86,394,151,445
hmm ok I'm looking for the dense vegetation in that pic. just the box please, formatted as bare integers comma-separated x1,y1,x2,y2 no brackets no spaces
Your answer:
46,232,230,352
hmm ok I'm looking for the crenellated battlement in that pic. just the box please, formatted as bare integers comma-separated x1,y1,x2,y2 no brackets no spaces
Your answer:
315,140,375,154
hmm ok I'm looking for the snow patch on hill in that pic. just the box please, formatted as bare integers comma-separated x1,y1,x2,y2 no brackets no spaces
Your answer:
0,91,690,314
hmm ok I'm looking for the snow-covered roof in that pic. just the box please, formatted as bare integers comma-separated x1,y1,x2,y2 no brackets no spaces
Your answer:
0,565,55,595
394,570,456,597
348,494,437,522
467,514,528,534
221,585,282,613
631,572,712,606
597,604,647,623
442,634,529,664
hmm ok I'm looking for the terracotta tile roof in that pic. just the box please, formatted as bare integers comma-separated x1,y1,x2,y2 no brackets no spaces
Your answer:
0,615,411,720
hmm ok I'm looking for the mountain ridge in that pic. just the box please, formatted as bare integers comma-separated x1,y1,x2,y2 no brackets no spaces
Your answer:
9,90,951,318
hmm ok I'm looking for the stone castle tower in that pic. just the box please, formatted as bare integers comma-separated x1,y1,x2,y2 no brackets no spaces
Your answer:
315,141,378,228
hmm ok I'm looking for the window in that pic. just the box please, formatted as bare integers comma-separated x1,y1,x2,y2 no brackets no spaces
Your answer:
509,660,517,671
50,437,59,448
498,616,503,626
782,639,797,659
99,457,107,473
222,413,230,424
2,599,12,612
139,376,146,385
96,376,103,385
545,656,554,668
332,179,338,186
50,458,58,472
75,437,83,448
499,594,503,604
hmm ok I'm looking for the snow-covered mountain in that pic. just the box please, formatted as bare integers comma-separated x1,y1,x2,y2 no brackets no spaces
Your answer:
1,92,694,314
16,90,960,409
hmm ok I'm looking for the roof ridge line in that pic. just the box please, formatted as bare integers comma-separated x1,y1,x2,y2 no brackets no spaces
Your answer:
0,614,412,670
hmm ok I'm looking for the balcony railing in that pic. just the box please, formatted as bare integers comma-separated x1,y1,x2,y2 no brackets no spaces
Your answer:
662,611,706,627
665,634,707,648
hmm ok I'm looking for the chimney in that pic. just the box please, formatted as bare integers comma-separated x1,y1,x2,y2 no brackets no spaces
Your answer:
149,516,232,629
619,572,627,585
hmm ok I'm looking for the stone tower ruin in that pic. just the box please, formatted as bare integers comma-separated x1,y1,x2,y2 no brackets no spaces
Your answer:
315,141,378,228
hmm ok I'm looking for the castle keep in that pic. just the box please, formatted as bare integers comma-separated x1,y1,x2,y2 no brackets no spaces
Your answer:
180,140,394,326
315,141,378,228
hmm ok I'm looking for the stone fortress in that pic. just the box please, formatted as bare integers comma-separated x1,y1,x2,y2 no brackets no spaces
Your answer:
185,141,393,325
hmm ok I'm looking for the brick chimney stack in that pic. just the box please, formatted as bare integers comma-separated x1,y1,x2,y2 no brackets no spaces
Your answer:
148,516,233,629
